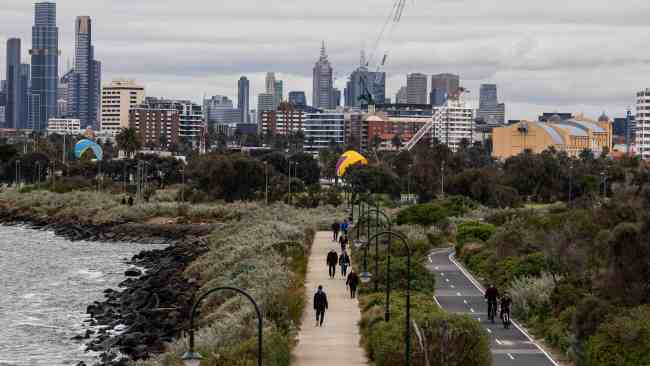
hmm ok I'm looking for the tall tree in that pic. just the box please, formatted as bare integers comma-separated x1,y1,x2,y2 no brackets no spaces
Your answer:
116,128,142,158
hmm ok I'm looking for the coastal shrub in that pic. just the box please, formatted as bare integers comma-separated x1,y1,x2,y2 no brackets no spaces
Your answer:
359,293,490,366
509,273,555,320
396,203,451,226
586,305,650,366
455,221,496,253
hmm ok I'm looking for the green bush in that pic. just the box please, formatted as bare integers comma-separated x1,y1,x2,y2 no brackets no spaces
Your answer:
360,293,491,366
456,221,496,253
396,203,451,226
586,305,650,366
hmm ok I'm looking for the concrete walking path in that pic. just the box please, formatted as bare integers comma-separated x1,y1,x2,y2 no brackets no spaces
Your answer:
292,231,369,365
427,249,560,366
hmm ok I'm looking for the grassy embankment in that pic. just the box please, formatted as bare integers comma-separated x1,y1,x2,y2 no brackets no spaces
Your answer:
0,188,346,365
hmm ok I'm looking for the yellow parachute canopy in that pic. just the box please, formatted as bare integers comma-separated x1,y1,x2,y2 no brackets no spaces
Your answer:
336,150,368,177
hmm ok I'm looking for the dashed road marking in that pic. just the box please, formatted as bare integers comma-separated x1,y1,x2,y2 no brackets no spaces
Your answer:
450,285,455,289
486,328,492,334
435,266,439,270
495,339,503,345
428,256,433,263
456,292,462,296
463,299,468,304
441,272,445,276
508,353,515,360
445,278,450,283
470,308,475,313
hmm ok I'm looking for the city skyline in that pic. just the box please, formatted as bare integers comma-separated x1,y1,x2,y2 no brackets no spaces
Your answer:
1,0,649,121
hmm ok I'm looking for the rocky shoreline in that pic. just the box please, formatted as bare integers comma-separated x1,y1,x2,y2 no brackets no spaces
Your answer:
0,206,215,366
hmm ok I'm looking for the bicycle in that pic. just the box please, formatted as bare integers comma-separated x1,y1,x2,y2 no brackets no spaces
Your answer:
501,308,511,329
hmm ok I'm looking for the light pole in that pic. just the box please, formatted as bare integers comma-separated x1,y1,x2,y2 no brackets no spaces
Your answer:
264,162,269,205
358,207,392,308
182,287,263,366
181,165,186,203
568,163,573,206
288,161,293,205
15,160,20,188
601,170,608,198
440,160,446,198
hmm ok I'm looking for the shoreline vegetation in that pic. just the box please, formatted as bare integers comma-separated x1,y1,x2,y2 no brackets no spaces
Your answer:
0,188,344,366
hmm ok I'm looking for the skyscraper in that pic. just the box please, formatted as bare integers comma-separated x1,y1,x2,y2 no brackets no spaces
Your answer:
289,91,307,107
265,72,276,94
69,16,101,129
332,88,341,107
477,84,505,124
395,87,408,104
430,73,459,106
406,73,427,104
274,80,283,108
6,38,27,129
637,89,650,160
257,93,275,126
344,51,386,107
238,76,250,123
30,1,60,131
312,42,334,109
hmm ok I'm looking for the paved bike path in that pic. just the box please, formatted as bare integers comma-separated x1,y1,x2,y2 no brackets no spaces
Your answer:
292,231,368,365
427,249,559,366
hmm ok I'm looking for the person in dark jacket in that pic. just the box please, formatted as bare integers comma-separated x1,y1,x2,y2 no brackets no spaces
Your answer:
331,221,340,242
326,249,338,279
485,284,499,323
339,250,351,277
313,285,328,326
346,269,360,299
340,219,349,235
500,293,512,329
339,234,349,252
128,196,134,206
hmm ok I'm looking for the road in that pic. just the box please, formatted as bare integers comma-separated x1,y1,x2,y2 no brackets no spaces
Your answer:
292,231,368,365
427,249,559,366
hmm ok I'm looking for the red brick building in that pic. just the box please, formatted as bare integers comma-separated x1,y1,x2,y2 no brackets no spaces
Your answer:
129,106,180,150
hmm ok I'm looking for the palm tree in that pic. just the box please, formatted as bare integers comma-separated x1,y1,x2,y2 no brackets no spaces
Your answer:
116,128,142,158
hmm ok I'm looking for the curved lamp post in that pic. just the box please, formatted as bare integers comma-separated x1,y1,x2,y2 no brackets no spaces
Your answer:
358,207,392,292
182,287,263,366
360,230,413,366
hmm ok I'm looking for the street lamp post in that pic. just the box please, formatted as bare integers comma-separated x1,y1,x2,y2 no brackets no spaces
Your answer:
568,163,573,206
264,162,269,205
359,230,413,365
15,160,21,188
182,287,263,366
181,166,186,203
601,171,608,198
358,208,392,312
440,161,446,198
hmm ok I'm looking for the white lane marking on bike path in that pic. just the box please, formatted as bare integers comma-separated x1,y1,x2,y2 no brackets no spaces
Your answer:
508,353,515,360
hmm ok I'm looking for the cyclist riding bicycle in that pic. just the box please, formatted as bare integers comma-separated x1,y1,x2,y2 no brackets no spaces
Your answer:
500,293,512,329
485,284,499,323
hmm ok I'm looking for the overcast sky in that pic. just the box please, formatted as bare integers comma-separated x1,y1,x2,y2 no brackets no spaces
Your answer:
1,0,649,120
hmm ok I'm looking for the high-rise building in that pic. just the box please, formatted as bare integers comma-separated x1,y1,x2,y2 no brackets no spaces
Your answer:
477,84,505,124
344,51,386,107
257,93,275,128
332,88,341,107
313,42,335,109
432,99,474,152
100,79,145,134
30,1,60,131
129,105,180,150
237,76,250,124
274,80,283,108
69,16,101,129
303,112,345,155
204,95,239,125
265,72,276,94
430,73,459,106
406,73,427,104
6,38,29,129
0,81,6,127
289,91,307,107
144,97,204,144
395,87,408,104
636,89,650,159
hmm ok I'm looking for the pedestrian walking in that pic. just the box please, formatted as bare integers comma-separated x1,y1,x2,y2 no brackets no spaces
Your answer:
339,250,350,277
341,219,349,236
346,269,360,299
339,234,349,252
326,249,338,279
331,221,340,242
128,196,134,206
313,285,328,327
